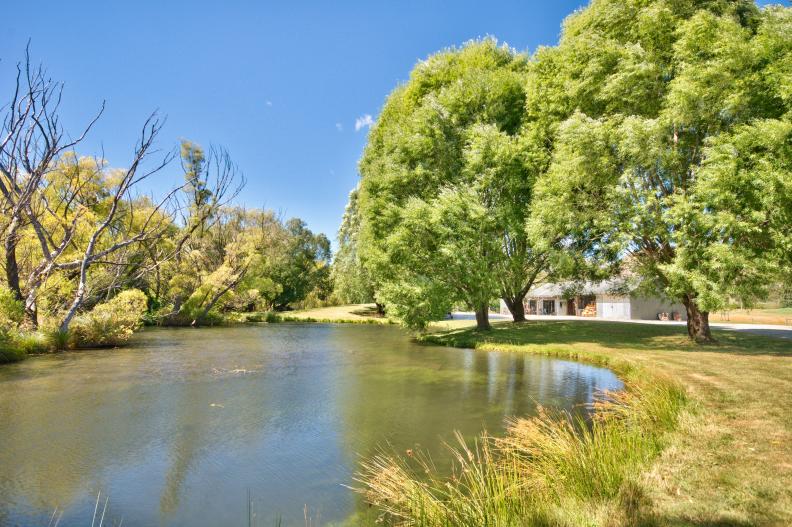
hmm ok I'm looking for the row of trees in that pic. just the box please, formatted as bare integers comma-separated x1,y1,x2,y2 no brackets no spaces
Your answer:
0,48,330,346
348,0,791,342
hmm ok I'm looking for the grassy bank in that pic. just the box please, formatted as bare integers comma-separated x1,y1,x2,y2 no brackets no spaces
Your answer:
271,304,393,325
358,321,792,526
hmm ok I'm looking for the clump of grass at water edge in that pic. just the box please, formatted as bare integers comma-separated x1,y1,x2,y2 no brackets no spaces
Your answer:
355,354,686,526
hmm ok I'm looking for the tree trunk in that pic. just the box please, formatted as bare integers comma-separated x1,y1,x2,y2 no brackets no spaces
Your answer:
24,289,38,329
682,294,714,343
60,279,86,335
475,303,491,331
4,217,23,303
503,296,526,322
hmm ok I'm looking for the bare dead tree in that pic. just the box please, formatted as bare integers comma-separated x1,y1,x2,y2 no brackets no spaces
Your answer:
0,45,103,325
1,46,246,333
173,144,246,259
57,114,181,333
160,145,245,321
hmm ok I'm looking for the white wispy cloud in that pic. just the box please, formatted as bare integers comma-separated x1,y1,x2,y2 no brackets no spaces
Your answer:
355,114,374,131
265,100,273,107
335,122,343,132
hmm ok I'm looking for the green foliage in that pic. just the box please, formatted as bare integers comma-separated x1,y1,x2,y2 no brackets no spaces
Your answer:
527,0,792,338
0,336,27,363
783,278,792,309
43,327,73,351
0,286,24,332
0,286,39,362
262,310,280,323
268,218,332,310
358,38,552,327
154,204,331,326
71,289,148,347
181,140,212,221
332,187,375,305
378,188,501,329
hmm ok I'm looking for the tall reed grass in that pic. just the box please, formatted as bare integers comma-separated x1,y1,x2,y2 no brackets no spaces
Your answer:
356,361,686,526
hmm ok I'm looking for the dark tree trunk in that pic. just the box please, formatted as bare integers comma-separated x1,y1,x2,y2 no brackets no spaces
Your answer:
503,296,526,322
682,294,714,343
475,303,491,331
4,218,23,303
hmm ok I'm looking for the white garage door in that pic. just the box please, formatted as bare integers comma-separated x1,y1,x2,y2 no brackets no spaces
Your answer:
598,295,631,319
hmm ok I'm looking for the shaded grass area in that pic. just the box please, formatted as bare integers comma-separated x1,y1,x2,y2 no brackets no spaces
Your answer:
425,320,792,356
356,321,792,526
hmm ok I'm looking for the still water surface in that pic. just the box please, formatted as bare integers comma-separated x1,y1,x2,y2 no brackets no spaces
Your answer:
0,324,621,526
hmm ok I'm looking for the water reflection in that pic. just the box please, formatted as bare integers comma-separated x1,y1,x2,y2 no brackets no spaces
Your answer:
0,324,621,526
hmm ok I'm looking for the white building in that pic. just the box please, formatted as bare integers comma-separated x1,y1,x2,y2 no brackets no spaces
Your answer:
500,280,686,321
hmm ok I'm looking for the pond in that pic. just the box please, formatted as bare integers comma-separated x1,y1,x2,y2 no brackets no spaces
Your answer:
0,324,622,526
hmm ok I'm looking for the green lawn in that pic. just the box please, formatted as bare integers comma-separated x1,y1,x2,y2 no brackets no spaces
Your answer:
417,321,792,526
277,303,391,324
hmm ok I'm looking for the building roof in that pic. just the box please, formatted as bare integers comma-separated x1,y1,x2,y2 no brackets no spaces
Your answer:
527,278,633,298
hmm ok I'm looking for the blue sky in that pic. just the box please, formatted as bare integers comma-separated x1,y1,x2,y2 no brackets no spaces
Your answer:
1,1,783,245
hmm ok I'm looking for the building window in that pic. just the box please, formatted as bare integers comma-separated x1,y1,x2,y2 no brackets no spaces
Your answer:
528,300,537,315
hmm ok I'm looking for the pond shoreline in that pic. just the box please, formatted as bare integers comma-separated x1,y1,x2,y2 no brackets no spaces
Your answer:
0,323,621,526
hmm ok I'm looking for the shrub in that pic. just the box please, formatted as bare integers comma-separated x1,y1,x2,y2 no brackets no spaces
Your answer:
14,331,49,354
71,289,148,347
0,329,50,362
0,335,26,363
0,286,24,332
42,327,73,351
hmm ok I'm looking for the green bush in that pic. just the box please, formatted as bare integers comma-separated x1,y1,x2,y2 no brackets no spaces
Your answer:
14,331,49,354
71,289,148,347
0,336,26,363
0,286,24,332
0,329,50,362
42,327,72,351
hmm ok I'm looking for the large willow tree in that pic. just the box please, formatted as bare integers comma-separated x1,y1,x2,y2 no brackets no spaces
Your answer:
528,0,791,341
358,39,552,330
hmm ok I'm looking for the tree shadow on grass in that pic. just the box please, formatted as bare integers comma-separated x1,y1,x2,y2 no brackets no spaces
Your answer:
350,305,387,318
428,320,792,357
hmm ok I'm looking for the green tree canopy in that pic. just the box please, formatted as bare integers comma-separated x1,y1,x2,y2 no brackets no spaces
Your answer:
332,186,375,305
358,38,553,329
528,0,791,341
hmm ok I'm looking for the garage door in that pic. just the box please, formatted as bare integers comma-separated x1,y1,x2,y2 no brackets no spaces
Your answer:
598,296,631,319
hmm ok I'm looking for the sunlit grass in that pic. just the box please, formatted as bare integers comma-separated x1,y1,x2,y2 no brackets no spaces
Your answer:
275,304,393,324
